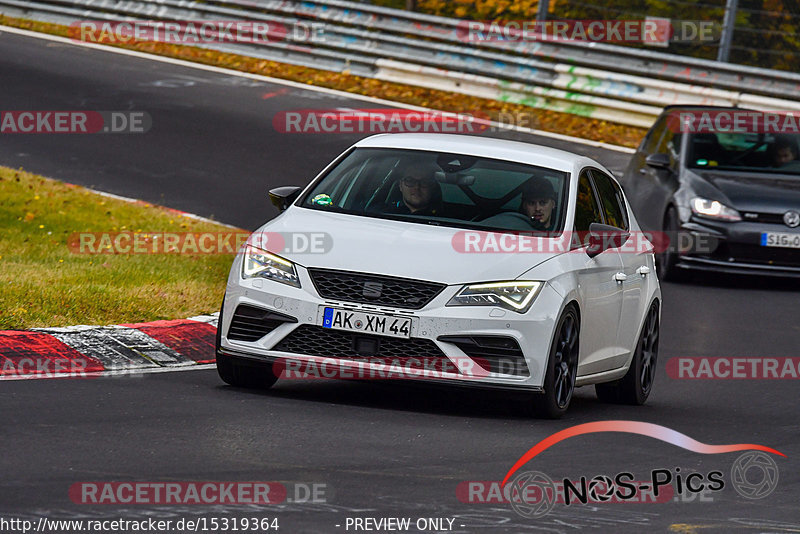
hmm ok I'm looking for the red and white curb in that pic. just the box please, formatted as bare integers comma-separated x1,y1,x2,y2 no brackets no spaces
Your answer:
0,147,237,380
0,314,219,380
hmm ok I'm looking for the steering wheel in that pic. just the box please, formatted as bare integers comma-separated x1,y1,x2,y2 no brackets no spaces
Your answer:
728,134,766,164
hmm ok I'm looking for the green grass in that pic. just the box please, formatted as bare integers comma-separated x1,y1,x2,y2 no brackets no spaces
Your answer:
0,166,238,329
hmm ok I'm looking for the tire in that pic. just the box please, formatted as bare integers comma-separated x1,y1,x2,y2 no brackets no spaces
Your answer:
533,306,580,419
215,300,278,389
595,301,659,405
216,352,278,389
656,207,685,282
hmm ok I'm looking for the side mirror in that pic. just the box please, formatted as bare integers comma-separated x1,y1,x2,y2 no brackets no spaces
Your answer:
587,223,630,258
269,186,302,211
645,153,672,171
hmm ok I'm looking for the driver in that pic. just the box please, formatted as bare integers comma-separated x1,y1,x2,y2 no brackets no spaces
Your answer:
771,135,798,167
520,178,557,231
386,161,443,216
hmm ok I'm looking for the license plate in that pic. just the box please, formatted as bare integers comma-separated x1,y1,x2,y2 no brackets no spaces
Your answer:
320,307,412,339
761,232,800,249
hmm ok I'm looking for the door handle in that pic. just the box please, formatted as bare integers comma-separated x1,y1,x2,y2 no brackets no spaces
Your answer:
637,266,651,276
614,272,627,282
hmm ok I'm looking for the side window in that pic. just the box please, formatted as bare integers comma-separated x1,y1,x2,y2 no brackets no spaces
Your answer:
657,128,673,154
667,132,682,160
653,128,682,171
573,171,604,246
642,117,666,154
590,170,629,231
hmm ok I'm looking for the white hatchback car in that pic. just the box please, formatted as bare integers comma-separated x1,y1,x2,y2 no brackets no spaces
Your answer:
216,134,661,417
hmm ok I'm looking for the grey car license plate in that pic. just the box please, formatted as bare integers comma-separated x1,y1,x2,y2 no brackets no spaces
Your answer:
761,232,800,249
321,307,412,338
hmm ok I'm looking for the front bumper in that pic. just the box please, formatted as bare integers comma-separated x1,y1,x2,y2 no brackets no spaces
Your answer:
674,218,800,277
219,264,561,390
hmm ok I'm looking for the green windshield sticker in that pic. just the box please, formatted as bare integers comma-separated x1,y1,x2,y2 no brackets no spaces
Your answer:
312,194,333,206
696,159,708,166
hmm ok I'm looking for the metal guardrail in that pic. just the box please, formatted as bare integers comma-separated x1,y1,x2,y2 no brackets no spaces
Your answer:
2,0,799,127
279,0,800,97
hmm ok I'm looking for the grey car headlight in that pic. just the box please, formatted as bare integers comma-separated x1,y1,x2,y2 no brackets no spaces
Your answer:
691,197,741,222
447,281,543,314
242,245,301,288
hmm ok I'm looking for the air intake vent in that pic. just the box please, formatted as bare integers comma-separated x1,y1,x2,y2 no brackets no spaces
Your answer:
273,325,457,373
438,335,529,376
227,305,297,342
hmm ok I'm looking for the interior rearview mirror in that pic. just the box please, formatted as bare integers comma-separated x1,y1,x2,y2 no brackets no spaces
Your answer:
269,186,302,211
434,171,475,186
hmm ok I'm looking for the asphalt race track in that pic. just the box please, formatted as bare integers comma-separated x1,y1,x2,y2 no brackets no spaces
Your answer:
2,29,799,533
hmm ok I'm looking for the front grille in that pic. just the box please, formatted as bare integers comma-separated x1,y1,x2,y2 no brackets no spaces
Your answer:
307,268,445,310
741,212,788,225
227,305,297,342
438,335,529,376
273,325,458,373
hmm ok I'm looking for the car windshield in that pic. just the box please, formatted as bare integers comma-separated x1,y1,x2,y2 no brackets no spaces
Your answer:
687,132,800,174
300,148,570,233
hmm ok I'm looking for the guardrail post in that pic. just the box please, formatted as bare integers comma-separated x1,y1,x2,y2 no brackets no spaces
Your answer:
717,0,739,63
537,0,550,23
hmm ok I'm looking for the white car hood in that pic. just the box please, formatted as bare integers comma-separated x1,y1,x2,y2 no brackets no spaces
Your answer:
257,207,561,285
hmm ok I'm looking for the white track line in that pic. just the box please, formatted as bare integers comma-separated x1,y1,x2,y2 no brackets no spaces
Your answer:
91,190,240,229
0,363,217,381
0,24,635,154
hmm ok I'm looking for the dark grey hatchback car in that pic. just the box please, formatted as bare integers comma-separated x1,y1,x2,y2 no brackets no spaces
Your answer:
620,105,800,280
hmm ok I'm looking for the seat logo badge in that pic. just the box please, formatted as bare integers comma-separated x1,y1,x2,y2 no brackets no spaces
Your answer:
784,211,800,228
363,282,383,298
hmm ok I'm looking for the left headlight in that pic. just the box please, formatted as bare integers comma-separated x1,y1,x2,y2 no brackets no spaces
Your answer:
691,197,741,222
447,281,543,314
242,245,301,288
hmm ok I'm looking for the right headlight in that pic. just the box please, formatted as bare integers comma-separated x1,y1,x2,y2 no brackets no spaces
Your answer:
691,197,741,222
242,245,301,288
447,281,543,314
